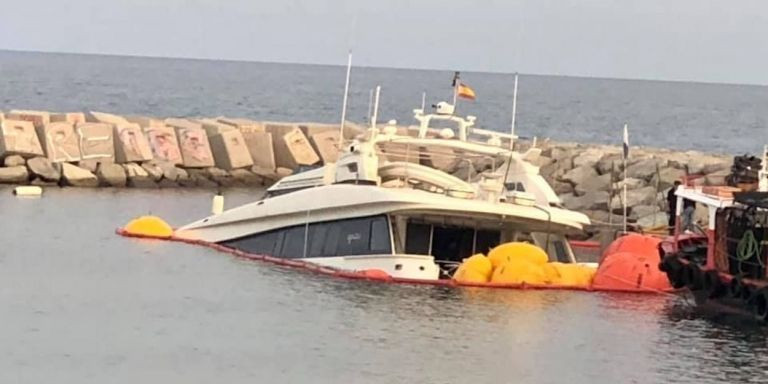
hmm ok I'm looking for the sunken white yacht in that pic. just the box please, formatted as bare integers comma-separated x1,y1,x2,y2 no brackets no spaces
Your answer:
174,101,590,281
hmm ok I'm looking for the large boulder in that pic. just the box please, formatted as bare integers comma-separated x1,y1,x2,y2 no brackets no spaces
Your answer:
560,165,599,186
230,169,263,186
561,191,610,211
627,158,666,181
630,205,661,220
96,163,127,187
61,163,99,187
4,155,25,167
610,186,657,210
0,166,29,184
141,162,164,182
572,148,604,168
637,212,669,229
124,163,156,188
705,169,730,186
153,161,180,182
552,180,574,195
574,172,612,195
27,157,61,182
613,177,646,191
687,155,729,175
650,167,685,190
186,169,218,188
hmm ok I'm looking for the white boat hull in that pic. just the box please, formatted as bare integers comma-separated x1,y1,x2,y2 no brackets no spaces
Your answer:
305,254,441,280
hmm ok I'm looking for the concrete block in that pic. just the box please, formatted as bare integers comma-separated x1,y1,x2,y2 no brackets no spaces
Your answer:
144,126,183,165
208,130,253,170
37,122,82,162
125,116,166,128
196,119,236,137
114,123,153,163
175,126,215,168
242,131,276,171
51,112,86,125
0,120,45,158
309,130,340,164
76,122,115,161
7,110,51,129
165,118,202,131
86,111,129,125
298,122,362,140
216,117,264,133
265,123,319,169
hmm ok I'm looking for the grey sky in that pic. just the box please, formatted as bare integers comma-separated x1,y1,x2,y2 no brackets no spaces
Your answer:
2,0,767,84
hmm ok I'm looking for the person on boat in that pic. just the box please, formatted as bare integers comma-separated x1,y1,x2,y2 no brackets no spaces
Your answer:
682,198,696,233
666,181,681,234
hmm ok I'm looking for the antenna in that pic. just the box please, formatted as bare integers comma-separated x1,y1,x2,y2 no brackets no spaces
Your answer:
510,73,519,150
339,51,353,145
371,85,381,129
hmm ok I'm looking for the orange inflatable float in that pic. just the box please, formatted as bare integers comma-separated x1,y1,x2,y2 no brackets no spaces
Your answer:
592,233,672,292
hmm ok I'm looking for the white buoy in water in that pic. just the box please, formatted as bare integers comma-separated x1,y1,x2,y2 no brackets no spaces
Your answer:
13,186,43,197
211,194,224,215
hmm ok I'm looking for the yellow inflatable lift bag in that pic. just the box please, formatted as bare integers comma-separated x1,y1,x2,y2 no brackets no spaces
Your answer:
490,259,548,285
488,242,549,268
122,215,174,238
453,254,493,283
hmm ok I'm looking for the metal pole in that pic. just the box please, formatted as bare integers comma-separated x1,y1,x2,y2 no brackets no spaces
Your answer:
371,85,381,129
339,51,353,145
510,73,519,150
421,91,426,111
366,88,373,123
623,123,629,233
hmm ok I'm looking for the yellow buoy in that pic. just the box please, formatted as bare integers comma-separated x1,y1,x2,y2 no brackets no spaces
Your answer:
453,254,493,283
488,242,549,268
122,215,174,238
490,259,547,285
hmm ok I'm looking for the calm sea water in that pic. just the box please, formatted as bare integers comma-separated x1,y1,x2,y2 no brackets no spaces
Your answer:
2,188,768,383
2,50,768,154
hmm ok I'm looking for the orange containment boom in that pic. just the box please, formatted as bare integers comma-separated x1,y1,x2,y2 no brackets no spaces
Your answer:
117,219,673,294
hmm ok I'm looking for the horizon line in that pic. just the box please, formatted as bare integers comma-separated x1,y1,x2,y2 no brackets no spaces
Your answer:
1,48,766,88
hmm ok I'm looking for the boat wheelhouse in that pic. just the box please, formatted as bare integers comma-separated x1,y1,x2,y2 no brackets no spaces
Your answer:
659,149,768,321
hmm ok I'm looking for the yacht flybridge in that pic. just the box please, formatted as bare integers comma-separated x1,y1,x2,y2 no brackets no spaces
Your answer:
173,102,591,280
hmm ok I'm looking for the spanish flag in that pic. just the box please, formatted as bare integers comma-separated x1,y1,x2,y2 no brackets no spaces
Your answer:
457,83,476,100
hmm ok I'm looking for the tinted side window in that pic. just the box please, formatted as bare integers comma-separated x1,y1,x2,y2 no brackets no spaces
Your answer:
323,222,341,256
308,222,329,258
475,230,501,255
281,226,307,259
222,230,279,255
370,216,391,253
336,217,372,256
405,223,431,255
552,240,570,263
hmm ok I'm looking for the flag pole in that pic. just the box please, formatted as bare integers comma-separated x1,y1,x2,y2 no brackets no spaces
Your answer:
452,72,459,110
339,51,353,145
371,85,381,129
623,123,629,234
510,72,519,150
366,88,374,123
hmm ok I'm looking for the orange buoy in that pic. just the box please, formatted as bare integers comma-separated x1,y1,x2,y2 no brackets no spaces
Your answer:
592,234,672,292
362,269,391,280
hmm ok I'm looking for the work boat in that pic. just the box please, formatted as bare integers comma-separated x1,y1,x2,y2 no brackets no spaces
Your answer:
174,103,591,281
659,148,768,322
